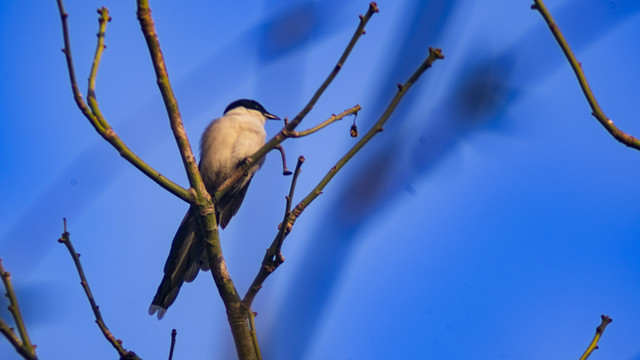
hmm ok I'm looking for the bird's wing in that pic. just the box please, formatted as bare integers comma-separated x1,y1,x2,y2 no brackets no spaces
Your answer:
218,177,253,229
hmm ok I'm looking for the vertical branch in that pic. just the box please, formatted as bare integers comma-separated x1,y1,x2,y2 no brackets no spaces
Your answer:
168,329,177,360
0,259,37,360
58,219,141,360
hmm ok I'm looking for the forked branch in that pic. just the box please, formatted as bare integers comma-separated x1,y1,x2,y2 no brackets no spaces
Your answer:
55,0,192,202
243,47,445,307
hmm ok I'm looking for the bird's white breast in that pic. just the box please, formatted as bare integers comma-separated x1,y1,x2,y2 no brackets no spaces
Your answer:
199,109,267,190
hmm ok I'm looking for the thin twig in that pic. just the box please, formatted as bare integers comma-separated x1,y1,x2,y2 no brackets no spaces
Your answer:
243,48,444,307
215,2,379,201
168,329,177,360
532,0,640,151
579,315,612,360
58,219,141,360
287,105,361,138
274,145,292,175
0,260,37,360
55,0,192,202
86,8,110,131
290,48,444,223
243,156,304,307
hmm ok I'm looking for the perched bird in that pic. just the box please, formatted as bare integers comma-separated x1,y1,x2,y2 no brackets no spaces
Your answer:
149,99,279,319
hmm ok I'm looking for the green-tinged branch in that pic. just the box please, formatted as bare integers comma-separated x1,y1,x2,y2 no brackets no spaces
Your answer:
579,315,612,360
55,0,192,202
0,260,37,360
532,0,640,151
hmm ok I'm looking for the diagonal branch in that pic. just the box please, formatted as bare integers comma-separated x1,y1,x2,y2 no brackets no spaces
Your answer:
55,0,192,202
579,315,612,360
243,156,305,307
58,219,142,360
532,0,640,151
0,260,37,360
289,47,444,225
243,47,445,307
215,2,379,201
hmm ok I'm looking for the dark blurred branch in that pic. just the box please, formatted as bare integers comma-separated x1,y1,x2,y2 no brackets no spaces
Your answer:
532,0,640,151
215,2,379,201
58,219,141,360
578,315,612,360
0,260,37,360
55,0,192,202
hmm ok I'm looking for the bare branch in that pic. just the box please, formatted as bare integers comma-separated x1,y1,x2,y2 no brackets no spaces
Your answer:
215,2,379,201
243,156,305,307
290,48,444,223
243,48,444,307
58,219,141,360
579,315,613,360
532,0,640,151
0,260,37,360
55,0,192,202
286,105,361,138
136,0,211,205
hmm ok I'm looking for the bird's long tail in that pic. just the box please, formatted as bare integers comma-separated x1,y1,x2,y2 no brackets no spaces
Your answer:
149,208,208,319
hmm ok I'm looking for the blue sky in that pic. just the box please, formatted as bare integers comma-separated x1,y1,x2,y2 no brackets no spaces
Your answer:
1,0,640,359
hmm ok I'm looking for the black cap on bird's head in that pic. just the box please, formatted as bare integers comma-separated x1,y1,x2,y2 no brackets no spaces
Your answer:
224,99,280,120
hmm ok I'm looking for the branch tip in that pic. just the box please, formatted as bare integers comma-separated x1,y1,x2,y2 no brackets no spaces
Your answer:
429,47,444,59
369,2,379,13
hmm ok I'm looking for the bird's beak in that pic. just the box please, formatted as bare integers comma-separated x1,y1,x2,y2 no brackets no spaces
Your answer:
265,112,280,120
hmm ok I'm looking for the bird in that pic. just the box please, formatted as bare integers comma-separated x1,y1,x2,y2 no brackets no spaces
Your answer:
149,99,280,319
